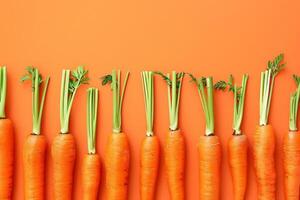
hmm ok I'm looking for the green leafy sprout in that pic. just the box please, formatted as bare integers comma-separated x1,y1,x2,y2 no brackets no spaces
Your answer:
21,67,50,135
60,66,89,134
101,70,130,133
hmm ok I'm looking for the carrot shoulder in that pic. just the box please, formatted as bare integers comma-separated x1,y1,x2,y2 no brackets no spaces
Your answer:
52,133,76,199
165,130,185,200
0,118,14,200
228,134,247,200
105,132,130,200
253,125,276,199
198,135,221,200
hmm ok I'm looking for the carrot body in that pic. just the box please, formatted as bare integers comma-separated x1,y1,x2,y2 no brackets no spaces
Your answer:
23,134,47,200
228,134,248,200
51,133,76,200
164,130,185,200
140,135,160,200
0,118,14,200
105,132,130,200
82,154,101,200
283,131,300,200
253,125,276,200
198,135,221,200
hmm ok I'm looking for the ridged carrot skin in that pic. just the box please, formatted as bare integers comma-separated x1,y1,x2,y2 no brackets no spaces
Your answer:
283,131,300,200
51,133,76,200
140,135,160,200
165,130,185,200
82,154,101,200
105,132,130,200
253,125,276,200
23,134,47,200
0,118,14,200
228,134,248,200
198,135,221,200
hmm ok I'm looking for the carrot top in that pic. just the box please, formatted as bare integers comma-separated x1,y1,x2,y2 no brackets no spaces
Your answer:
289,75,300,131
87,88,99,154
215,74,248,134
141,71,154,136
0,67,6,118
259,54,285,126
102,70,130,133
190,75,214,136
21,67,50,134
155,71,184,131
60,66,89,134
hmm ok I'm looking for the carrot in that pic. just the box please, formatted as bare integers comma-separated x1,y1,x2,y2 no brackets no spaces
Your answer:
190,75,221,200
215,74,249,200
52,66,89,200
102,70,130,200
82,88,101,200
156,71,185,200
140,71,160,200
0,67,14,200
21,67,50,199
254,54,285,200
283,74,300,200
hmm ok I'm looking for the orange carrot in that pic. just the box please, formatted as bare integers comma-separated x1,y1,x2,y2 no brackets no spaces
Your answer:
228,135,247,200
253,125,276,199
102,70,130,200
0,118,14,200
82,88,101,200
254,54,284,199
23,134,47,199
21,67,50,200
140,135,159,200
140,71,160,200
283,74,300,200
52,67,88,199
105,132,130,200
0,67,14,200
198,135,221,200
52,133,76,200
215,74,249,200
165,130,185,200
82,154,101,200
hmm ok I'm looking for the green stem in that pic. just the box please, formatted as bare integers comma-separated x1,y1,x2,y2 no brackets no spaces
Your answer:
289,77,300,131
0,67,7,118
141,71,154,136
111,70,130,133
87,88,99,154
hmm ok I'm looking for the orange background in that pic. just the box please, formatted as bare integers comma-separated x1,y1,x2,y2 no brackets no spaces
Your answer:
0,0,300,199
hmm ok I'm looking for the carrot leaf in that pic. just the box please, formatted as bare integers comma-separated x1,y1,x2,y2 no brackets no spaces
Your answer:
21,67,50,134
0,67,7,118
102,70,130,133
141,71,154,136
190,74,215,135
87,88,99,154
60,66,89,134
156,71,184,131
259,54,285,126
289,74,300,131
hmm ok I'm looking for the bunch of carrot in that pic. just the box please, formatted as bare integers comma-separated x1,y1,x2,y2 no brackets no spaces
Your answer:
190,75,221,200
254,54,285,199
283,74,300,200
21,67,50,200
52,66,89,199
0,66,14,199
81,88,101,200
156,71,185,200
140,71,160,200
215,74,249,200
102,70,130,200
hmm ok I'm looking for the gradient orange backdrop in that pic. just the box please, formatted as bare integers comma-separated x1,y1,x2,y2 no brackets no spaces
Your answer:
1,0,300,199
